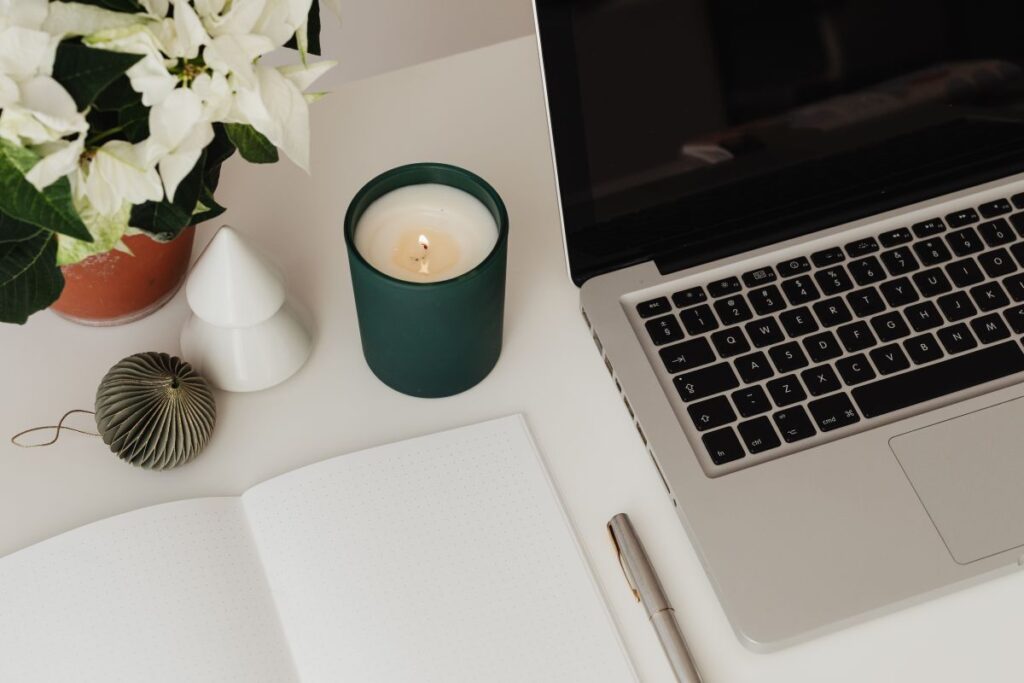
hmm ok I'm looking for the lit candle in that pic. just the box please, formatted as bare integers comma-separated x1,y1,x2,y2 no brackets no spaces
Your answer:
353,184,499,283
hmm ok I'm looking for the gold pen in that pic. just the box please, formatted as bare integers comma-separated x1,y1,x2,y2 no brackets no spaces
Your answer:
608,513,702,683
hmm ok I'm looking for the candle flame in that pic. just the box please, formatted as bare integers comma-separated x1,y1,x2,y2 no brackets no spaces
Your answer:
417,234,430,274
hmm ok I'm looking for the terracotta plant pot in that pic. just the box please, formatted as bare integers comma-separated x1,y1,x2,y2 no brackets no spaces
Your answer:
51,227,196,326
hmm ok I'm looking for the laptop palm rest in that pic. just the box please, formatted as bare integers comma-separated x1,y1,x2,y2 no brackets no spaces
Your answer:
891,398,1024,565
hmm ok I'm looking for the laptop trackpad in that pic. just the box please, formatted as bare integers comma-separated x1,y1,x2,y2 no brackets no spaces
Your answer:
891,398,1024,565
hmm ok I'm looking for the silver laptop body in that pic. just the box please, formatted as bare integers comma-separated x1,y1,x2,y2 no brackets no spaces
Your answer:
535,0,1024,649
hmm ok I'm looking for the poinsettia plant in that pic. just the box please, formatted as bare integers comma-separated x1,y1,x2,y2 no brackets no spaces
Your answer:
0,0,335,323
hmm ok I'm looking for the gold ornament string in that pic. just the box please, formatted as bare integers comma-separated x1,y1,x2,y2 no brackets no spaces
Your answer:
10,410,100,448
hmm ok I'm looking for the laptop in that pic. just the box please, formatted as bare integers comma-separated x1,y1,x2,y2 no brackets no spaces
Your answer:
534,0,1024,650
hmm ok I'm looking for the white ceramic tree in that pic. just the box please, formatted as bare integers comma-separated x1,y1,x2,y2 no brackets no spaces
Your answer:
180,226,312,392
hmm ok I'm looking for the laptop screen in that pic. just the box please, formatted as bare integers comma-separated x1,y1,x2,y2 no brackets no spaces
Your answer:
536,0,1024,285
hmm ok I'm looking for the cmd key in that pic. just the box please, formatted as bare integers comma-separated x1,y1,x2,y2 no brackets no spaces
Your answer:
674,362,740,402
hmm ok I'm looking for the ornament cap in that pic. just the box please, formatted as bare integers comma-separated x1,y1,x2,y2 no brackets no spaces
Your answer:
185,225,286,326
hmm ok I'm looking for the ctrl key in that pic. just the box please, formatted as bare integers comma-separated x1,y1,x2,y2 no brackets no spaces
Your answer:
702,427,745,465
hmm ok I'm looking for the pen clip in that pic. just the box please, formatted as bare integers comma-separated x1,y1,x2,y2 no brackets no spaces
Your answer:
607,522,641,602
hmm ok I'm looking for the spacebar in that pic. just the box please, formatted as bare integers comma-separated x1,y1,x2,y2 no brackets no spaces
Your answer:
852,341,1024,419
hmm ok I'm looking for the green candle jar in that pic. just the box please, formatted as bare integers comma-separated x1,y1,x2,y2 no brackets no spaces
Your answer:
343,163,509,398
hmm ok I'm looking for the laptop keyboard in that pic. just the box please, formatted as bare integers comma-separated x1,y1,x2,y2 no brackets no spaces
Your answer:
637,194,1024,470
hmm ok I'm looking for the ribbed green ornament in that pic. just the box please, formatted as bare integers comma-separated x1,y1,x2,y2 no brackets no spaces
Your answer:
94,352,216,469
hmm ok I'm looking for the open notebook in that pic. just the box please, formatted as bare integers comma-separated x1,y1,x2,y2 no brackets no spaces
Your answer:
0,415,635,682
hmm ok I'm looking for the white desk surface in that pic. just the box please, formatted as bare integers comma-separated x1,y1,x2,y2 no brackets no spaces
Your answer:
3,36,1023,683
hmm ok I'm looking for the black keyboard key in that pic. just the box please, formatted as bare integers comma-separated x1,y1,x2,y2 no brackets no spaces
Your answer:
880,247,919,276
714,295,753,325
979,218,1015,246
742,267,777,288
912,217,946,238
702,427,745,465
748,285,786,315
1013,194,1024,210
879,227,913,247
837,321,877,352
811,247,845,267
936,292,976,322
808,393,861,432
674,363,740,402
734,351,774,383
637,297,671,318
711,327,751,358
779,306,819,337
971,313,1010,344
772,406,816,443
848,256,886,285
646,316,684,345
767,374,807,407
852,341,1024,418
782,276,821,305
680,304,719,335
904,332,943,364
870,344,911,375
708,277,742,297
688,396,737,432
659,338,716,374
731,385,772,418
1004,274,1024,302
813,297,853,327
1012,242,1024,268
871,311,911,341
970,281,1009,312
937,324,978,354
1004,305,1024,334
804,330,843,362
946,208,979,227
1012,212,1024,236
846,237,879,257
672,286,707,309
978,248,1016,278
836,353,876,385
846,287,886,317
737,417,781,454
777,256,811,277
768,341,809,373
905,301,943,331
913,268,952,297
879,277,919,308
745,317,785,348
979,198,1012,218
801,364,842,396
945,258,984,288
946,227,984,256
815,266,854,295
914,239,952,266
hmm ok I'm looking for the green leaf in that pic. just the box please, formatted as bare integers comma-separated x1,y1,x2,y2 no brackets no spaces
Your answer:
56,0,144,12
56,200,130,266
206,123,236,168
191,184,226,225
0,212,40,243
224,123,279,163
130,151,207,241
92,74,140,111
52,43,143,111
0,230,63,324
118,100,150,143
0,140,91,242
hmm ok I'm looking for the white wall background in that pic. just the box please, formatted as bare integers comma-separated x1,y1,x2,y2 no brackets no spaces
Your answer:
307,0,535,86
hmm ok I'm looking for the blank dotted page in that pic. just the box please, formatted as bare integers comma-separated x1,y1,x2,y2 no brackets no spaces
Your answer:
0,498,299,683
243,415,636,683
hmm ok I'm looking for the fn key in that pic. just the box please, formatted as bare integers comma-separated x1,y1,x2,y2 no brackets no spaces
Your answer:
702,427,745,465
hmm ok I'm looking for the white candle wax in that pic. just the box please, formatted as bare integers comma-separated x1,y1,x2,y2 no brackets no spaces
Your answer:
354,184,499,283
